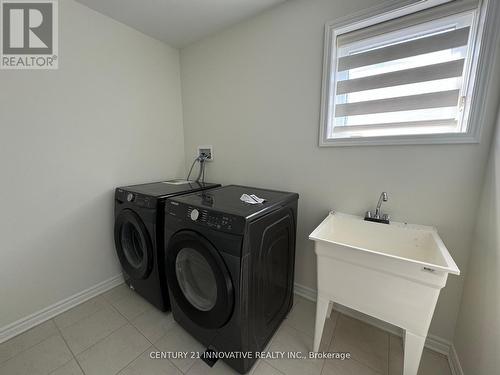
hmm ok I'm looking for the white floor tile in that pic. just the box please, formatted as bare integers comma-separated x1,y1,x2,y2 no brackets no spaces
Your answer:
101,284,131,304
186,358,240,375
285,296,316,337
0,335,72,375
251,361,284,375
118,346,182,375
154,323,205,373
60,306,127,354
76,324,150,375
54,296,109,330
131,308,175,343
322,357,381,375
109,291,154,321
330,314,389,374
3,290,454,375
266,324,324,375
0,320,59,365
49,359,84,375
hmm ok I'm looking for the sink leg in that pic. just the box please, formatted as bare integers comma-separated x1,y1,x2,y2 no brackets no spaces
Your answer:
313,295,329,352
403,331,425,375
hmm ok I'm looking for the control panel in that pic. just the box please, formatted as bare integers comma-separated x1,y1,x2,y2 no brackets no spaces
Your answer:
187,207,236,231
167,201,244,234
115,189,155,209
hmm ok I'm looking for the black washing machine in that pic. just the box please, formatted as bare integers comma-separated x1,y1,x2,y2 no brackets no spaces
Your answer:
164,185,298,373
113,180,220,311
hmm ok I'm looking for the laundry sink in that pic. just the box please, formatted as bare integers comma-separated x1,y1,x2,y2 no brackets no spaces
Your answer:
309,211,459,375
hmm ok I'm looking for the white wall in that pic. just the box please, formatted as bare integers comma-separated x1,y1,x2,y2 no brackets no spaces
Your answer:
180,0,500,340
0,0,185,329
453,110,500,374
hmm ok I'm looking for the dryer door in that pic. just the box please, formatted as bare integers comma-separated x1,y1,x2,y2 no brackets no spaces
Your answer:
166,230,234,329
114,209,154,280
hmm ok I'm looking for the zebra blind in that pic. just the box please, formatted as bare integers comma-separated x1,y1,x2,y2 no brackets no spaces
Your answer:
325,0,482,141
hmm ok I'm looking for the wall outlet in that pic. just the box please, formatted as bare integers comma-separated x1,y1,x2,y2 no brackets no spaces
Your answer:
197,145,213,161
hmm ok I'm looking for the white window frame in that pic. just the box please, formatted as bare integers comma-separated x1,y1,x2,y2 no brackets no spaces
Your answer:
319,0,497,147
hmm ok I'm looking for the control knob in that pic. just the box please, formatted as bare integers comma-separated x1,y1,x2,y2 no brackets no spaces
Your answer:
126,193,134,202
190,209,200,221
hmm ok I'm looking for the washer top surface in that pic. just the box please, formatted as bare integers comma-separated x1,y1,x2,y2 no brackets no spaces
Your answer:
119,180,220,198
169,185,298,219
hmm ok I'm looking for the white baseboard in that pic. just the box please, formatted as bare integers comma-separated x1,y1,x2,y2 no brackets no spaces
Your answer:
293,282,464,373
293,282,317,302
425,334,452,356
0,274,124,344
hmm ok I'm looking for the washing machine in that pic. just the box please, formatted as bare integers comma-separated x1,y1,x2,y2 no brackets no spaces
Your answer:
164,185,298,373
113,180,220,311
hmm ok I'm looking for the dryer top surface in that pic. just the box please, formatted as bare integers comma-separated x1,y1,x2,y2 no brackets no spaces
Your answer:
118,180,220,199
169,185,298,219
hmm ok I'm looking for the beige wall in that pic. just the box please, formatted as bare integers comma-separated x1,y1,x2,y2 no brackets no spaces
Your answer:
0,0,185,329
454,110,500,373
179,0,500,340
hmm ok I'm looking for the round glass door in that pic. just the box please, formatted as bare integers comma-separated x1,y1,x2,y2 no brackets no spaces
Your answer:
175,248,217,311
121,221,146,268
166,230,234,329
114,209,153,279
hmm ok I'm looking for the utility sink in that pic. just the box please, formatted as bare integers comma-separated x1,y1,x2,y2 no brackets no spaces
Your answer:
309,212,459,375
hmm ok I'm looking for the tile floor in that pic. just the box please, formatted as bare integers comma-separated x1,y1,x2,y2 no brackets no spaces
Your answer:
0,284,452,375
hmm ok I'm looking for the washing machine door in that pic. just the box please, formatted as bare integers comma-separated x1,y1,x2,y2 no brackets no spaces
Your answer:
166,231,234,329
114,209,154,280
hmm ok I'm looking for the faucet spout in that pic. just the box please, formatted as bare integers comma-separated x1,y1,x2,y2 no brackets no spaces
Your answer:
365,192,390,224
375,192,388,217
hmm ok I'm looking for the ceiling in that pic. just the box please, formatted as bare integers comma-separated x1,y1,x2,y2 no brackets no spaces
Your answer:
75,0,286,48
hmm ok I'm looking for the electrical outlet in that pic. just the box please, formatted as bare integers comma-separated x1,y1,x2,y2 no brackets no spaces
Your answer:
197,145,213,161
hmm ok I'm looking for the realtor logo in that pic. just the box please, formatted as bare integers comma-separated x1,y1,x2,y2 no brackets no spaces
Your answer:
1,0,58,69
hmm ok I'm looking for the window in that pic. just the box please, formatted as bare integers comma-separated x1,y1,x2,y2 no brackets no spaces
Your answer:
319,0,493,146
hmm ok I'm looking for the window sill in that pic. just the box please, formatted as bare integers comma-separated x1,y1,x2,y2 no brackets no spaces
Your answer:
319,131,480,147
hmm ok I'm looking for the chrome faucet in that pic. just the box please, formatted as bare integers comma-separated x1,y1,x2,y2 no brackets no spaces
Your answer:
365,192,390,224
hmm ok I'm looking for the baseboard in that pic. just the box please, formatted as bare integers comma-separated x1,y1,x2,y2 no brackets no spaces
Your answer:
448,345,465,375
293,282,458,361
0,273,124,344
293,282,317,302
425,334,452,356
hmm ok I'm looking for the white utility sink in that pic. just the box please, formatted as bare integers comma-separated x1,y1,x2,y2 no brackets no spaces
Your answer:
309,212,459,375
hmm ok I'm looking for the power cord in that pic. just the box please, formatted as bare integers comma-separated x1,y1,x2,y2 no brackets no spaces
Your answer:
186,154,209,183
186,157,198,181
194,157,205,182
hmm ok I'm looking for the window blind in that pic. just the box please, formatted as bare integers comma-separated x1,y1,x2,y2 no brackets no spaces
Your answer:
331,1,478,134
